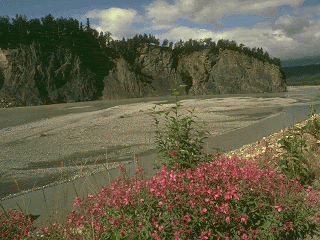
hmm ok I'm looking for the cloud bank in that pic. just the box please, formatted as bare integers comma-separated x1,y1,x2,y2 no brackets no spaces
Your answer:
81,0,320,61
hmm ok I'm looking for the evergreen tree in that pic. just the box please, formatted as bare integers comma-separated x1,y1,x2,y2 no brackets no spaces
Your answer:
263,51,270,60
229,40,238,51
10,14,29,46
174,39,184,49
80,22,84,31
251,47,257,54
239,43,245,52
257,47,264,60
217,39,227,49
98,31,106,48
86,18,91,32
104,31,112,46
6,16,21,48
203,38,212,46
142,33,148,44
162,39,169,47
26,18,42,46
40,14,57,51
243,46,250,55
0,15,12,48
192,39,201,51
92,29,99,38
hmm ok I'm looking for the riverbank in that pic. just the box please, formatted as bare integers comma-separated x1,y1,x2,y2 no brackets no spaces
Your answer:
1,87,320,239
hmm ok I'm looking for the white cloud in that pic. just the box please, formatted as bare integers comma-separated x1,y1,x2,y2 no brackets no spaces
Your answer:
272,14,311,36
144,0,304,28
144,0,181,31
83,8,144,39
80,0,320,60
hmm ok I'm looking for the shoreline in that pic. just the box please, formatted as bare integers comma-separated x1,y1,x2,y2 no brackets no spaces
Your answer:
0,95,302,200
1,98,320,233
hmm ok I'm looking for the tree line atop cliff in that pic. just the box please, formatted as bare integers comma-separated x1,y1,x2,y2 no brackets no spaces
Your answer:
0,13,283,71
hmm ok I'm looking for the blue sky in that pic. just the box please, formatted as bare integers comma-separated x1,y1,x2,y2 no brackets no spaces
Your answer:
0,0,320,65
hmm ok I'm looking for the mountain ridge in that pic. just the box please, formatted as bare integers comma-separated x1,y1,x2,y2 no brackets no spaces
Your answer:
280,55,320,67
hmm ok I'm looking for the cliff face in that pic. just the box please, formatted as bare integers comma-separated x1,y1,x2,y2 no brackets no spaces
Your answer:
101,44,287,100
0,43,287,108
203,48,287,94
0,44,100,107
101,44,187,99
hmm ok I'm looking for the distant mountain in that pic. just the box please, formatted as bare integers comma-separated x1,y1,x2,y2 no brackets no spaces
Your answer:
280,55,320,67
279,55,320,86
282,64,320,78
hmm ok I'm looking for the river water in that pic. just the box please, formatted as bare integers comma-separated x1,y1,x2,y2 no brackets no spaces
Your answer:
1,85,320,200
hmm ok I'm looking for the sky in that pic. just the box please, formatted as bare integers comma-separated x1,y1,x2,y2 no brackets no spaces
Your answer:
0,0,320,67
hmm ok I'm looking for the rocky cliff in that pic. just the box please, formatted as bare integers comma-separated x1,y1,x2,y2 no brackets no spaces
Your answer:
101,44,287,100
0,43,105,108
0,43,287,108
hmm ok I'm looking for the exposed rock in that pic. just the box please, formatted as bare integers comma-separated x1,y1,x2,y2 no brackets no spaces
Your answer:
135,44,187,96
0,42,287,108
101,45,186,99
0,88,25,108
0,48,26,108
176,48,218,95
102,44,287,100
177,48,287,95
0,43,101,107
101,57,156,100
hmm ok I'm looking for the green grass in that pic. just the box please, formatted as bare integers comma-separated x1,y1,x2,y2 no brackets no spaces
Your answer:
1,81,320,239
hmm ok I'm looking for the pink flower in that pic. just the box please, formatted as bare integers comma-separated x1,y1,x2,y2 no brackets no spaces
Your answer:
241,214,248,222
170,150,177,157
275,206,281,212
123,198,129,205
158,201,163,206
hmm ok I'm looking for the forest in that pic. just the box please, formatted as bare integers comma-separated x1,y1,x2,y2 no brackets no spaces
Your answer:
0,13,286,80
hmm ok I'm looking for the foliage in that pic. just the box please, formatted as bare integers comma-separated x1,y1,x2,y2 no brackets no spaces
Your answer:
149,78,219,172
275,104,320,188
1,80,320,239
0,13,283,72
286,73,320,86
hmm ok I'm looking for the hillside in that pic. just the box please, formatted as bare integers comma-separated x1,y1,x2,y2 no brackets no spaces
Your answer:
282,64,320,78
280,62,320,86
0,42,287,108
280,55,320,67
